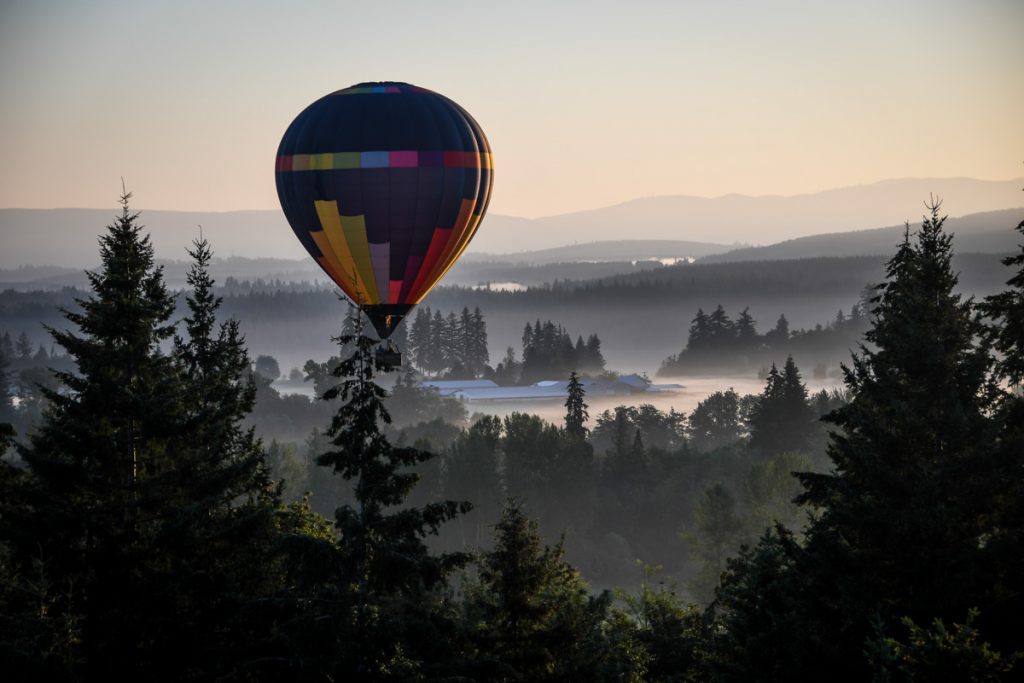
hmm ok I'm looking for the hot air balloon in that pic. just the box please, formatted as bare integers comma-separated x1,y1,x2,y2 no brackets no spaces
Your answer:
275,82,493,366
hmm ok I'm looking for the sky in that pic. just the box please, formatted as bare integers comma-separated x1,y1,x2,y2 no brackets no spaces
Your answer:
1,0,1021,218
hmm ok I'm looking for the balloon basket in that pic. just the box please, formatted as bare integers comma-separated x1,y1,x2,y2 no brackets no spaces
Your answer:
374,342,402,371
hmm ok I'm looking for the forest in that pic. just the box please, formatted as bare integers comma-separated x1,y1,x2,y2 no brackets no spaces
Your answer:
1,196,1023,681
0,248,1010,376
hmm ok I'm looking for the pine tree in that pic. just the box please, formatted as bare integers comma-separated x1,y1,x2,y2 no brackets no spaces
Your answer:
736,307,758,350
794,202,1001,674
471,306,489,375
707,304,735,346
464,500,613,679
457,306,474,374
687,308,710,352
316,306,471,655
564,371,589,439
584,333,605,372
982,216,1024,387
155,236,282,673
0,332,14,361
765,314,789,348
977,213,1024,645
443,310,461,372
522,321,534,353
407,306,432,371
12,193,186,676
2,203,288,679
15,332,31,360
426,308,447,373
748,356,814,457
706,525,817,680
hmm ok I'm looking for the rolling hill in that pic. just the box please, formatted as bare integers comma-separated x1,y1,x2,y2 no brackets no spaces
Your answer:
700,208,1024,263
2,177,1021,268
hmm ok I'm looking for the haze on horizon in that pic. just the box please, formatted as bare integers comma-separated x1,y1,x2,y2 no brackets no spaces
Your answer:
1,0,1022,226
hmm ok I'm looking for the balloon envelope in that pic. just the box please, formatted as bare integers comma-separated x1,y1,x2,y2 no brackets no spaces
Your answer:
275,82,493,338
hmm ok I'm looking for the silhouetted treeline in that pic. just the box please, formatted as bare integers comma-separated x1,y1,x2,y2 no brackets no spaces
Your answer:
659,302,872,374
2,250,1010,374
515,319,606,383
406,305,489,377
2,200,1023,680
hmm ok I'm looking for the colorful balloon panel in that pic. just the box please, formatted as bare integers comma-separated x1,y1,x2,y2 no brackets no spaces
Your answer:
275,82,493,338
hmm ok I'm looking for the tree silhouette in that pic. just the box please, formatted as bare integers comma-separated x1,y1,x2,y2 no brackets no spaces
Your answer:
564,370,589,439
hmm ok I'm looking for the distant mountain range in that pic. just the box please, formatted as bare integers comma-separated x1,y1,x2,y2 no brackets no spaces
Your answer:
474,177,1024,252
1,177,1021,269
465,239,734,264
3,207,1022,291
700,208,1024,263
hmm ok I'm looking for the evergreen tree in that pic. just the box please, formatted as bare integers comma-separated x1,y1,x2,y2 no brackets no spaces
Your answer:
564,371,589,439
707,525,818,680
735,307,758,349
316,305,471,669
748,355,814,457
977,213,1024,646
15,332,31,360
161,237,281,673
521,321,603,383
11,194,186,677
584,333,606,372
457,306,474,374
407,306,432,371
574,335,587,368
455,305,490,377
687,308,710,352
443,310,461,372
794,202,1003,674
522,321,534,352
764,314,789,348
0,332,13,361
707,304,735,346
464,500,615,680
982,215,1024,387
3,206,285,679
426,308,447,373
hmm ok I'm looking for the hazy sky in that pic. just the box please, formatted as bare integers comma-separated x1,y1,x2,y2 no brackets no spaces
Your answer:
1,0,1021,218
